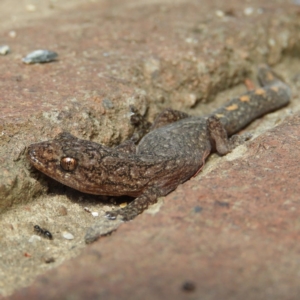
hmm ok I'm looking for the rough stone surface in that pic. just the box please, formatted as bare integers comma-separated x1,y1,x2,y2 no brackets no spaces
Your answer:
1,0,300,210
1,0,300,298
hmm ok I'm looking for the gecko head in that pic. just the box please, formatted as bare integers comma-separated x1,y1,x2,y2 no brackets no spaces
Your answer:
27,132,115,195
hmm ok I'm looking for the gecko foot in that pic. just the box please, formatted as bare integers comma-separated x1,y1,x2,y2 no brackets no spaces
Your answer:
105,206,143,221
105,209,137,221
105,189,158,221
229,132,252,147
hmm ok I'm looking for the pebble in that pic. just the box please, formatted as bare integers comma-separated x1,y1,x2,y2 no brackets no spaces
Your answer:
215,10,225,17
91,211,99,217
62,231,74,240
119,202,128,208
28,235,41,243
84,207,99,217
22,49,58,64
26,4,36,11
0,45,10,55
8,31,16,38
244,7,254,15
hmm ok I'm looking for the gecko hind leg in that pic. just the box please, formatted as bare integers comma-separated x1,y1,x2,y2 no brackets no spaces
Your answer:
105,188,158,221
207,115,252,155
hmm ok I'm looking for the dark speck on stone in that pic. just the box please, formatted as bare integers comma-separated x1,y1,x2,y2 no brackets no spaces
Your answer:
181,281,196,292
44,257,55,264
194,206,203,213
102,98,114,109
215,201,230,208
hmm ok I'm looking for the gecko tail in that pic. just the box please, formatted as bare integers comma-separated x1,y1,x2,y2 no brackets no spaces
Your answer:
257,64,286,87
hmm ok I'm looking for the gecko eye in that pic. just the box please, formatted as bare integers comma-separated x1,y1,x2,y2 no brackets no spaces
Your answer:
60,157,77,171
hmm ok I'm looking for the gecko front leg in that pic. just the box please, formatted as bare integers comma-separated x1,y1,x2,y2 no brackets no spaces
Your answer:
115,108,190,154
150,108,190,130
105,187,159,221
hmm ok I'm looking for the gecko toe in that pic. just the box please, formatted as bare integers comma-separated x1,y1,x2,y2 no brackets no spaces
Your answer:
105,211,117,220
105,208,137,221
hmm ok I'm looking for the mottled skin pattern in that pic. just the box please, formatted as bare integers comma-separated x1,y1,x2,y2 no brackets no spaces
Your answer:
27,66,291,221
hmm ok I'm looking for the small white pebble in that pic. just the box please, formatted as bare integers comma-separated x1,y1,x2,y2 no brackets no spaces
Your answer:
8,31,17,38
91,212,99,217
187,93,197,107
268,38,276,47
28,235,41,243
215,10,225,17
244,7,254,15
26,4,36,11
0,45,10,55
62,231,74,240
185,37,194,44
22,49,58,64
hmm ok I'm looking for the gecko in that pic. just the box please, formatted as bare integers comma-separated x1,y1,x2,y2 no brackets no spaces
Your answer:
27,65,291,223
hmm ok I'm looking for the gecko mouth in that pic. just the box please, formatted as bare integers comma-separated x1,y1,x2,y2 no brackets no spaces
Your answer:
27,146,47,174
27,146,38,164
27,145,51,170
